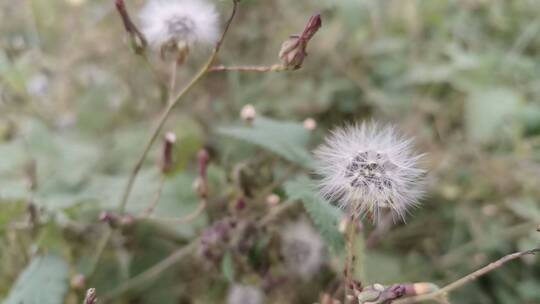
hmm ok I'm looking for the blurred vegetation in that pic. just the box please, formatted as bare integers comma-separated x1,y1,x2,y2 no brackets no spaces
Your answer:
1,0,540,303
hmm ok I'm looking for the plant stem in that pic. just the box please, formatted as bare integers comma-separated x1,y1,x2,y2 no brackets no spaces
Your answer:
101,240,199,302
344,214,357,304
117,0,238,213
209,64,288,72
101,198,296,301
87,0,239,280
394,247,540,303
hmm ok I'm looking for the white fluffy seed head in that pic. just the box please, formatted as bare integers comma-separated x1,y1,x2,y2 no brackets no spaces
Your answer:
227,284,264,304
139,0,220,51
314,122,426,223
281,219,325,279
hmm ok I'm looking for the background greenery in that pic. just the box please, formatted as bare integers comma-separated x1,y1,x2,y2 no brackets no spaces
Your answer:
1,0,540,303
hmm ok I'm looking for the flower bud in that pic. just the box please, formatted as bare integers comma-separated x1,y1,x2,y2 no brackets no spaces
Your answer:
84,288,97,304
240,104,257,122
278,13,322,69
160,132,177,174
70,274,86,290
266,193,280,206
303,117,317,130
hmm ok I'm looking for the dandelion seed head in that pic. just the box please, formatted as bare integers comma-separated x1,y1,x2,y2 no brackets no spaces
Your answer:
139,0,220,51
314,122,426,222
227,284,264,304
281,219,325,279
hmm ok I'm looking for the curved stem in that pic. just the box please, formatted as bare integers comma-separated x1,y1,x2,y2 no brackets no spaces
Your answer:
394,247,540,303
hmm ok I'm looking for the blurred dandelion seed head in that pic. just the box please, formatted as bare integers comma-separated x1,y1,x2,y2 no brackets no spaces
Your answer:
139,0,220,52
227,284,264,304
314,122,426,222
281,220,325,279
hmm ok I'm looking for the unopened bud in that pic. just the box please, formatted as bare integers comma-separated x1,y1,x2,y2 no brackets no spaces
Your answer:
407,282,440,296
266,194,280,206
536,224,540,232
115,0,147,54
338,216,349,234
240,104,257,122
84,288,98,304
160,132,177,174
278,13,322,69
70,273,86,290
193,176,208,198
303,117,317,130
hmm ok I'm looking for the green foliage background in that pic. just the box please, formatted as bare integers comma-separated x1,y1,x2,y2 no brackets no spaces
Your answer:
1,0,540,303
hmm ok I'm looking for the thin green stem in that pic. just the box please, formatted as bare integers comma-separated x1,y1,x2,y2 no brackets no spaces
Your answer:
117,0,238,213
394,247,540,303
87,0,240,280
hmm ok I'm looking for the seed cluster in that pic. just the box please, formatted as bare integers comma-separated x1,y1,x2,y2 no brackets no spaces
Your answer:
166,16,195,39
345,151,396,191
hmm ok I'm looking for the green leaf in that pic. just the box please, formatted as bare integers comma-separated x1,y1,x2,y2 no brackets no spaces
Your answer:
285,176,344,252
465,87,522,143
218,117,314,168
221,250,235,282
4,255,69,304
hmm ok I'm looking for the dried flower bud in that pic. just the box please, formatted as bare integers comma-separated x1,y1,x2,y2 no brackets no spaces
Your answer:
240,104,257,122
536,224,540,232
160,132,177,174
193,176,208,198
115,0,147,54
278,13,322,69
303,117,317,131
193,148,210,198
266,193,280,206
70,273,86,290
84,288,97,304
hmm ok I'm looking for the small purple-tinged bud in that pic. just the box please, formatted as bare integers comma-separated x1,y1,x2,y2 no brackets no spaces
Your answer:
278,13,322,70
70,273,86,290
194,149,210,198
235,197,246,211
84,288,97,304
160,132,177,174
